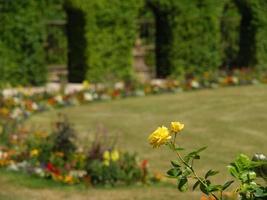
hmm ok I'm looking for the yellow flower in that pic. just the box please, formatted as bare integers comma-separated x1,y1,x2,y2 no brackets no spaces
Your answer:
103,150,110,161
111,150,119,162
103,160,110,166
64,175,74,184
30,149,39,157
52,174,63,182
55,152,64,157
148,126,171,148
170,122,184,133
82,80,90,89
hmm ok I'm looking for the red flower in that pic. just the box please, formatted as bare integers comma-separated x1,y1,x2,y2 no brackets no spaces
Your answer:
141,159,149,169
46,162,60,175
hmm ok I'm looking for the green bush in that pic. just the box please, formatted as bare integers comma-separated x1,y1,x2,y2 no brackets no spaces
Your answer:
0,0,47,85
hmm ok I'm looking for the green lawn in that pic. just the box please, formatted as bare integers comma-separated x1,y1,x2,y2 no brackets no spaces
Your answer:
1,85,267,200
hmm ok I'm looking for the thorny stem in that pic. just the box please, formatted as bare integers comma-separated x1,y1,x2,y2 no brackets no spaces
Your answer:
170,137,220,200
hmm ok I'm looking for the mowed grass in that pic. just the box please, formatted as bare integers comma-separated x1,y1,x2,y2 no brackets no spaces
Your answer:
1,85,267,200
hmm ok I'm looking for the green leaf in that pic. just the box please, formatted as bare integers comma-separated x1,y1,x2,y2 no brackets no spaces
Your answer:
193,180,200,191
227,164,239,178
240,171,256,182
222,180,234,190
178,177,188,192
205,169,219,179
195,146,208,154
167,168,182,177
254,187,267,197
171,160,181,168
235,154,252,171
207,185,222,192
184,146,207,163
175,147,184,151
200,182,209,195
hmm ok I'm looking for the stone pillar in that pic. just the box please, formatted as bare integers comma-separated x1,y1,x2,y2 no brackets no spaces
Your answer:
133,38,152,83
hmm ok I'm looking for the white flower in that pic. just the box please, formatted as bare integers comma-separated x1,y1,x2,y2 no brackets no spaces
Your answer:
55,95,63,103
7,163,19,171
136,90,145,96
32,102,39,111
114,82,125,90
232,77,239,84
10,108,23,119
84,93,93,101
70,170,87,178
34,167,45,177
191,80,200,88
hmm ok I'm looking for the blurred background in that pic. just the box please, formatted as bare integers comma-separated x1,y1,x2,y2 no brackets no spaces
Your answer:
0,0,267,200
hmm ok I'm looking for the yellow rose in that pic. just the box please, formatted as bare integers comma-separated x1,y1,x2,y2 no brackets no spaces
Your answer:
111,150,119,162
148,126,171,148
30,149,39,157
170,122,184,133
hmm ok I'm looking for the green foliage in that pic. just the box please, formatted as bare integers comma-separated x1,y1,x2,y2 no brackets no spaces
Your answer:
1,0,267,85
0,0,47,85
50,115,77,157
66,0,143,83
228,154,267,200
221,0,241,67
167,144,234,199
86,152,143,186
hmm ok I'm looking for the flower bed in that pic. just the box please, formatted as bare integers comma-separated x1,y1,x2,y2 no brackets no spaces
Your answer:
0,116,159,186
1,69,267,122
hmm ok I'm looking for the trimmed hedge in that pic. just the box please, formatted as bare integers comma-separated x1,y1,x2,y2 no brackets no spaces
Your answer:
1,0,267,85
66,0,143,83
0,0,47,86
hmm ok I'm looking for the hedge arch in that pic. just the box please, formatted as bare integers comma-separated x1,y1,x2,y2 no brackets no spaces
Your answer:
136,2,173,79
65,5,87,83
149,3,173,78
220,0,257,68
220,0,267,69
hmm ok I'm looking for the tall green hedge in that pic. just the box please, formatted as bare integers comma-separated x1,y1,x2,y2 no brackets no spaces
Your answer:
62,0,267,80
0,0,47,86
66,0,143,83
1,0,267,86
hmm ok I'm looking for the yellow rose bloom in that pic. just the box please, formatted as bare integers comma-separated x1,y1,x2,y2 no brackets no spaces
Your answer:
148,126,171,148
170,122,184,133
30,149,39,157
111,150,120,162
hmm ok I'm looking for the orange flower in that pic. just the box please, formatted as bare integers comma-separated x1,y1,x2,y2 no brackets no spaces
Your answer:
200,195,216,200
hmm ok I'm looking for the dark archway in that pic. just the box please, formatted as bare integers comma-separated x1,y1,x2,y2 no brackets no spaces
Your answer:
135,2,172,79
65,6,87,83
220,0,256,69
45,4,87,83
